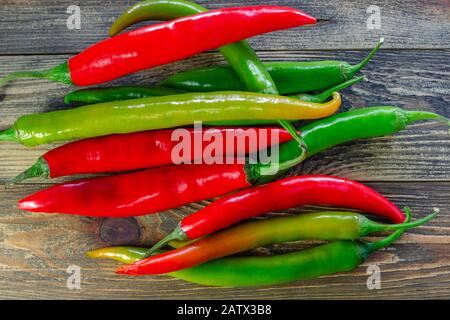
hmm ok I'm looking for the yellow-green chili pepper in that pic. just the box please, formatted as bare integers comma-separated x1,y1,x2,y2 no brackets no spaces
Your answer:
0,91,341,147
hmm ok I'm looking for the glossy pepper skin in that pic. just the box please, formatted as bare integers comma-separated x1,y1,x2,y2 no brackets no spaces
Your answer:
0,91,341,147
144,107,449,249
109,0,280,96
106,0,303,146
120,209,436,274
91,214,411,286
18,164,250,217
160,39,383,94
300,106,449,158
64,86,186,104
12,127,292,183
64,76,365,106
145,175,408,253
0,6,316,87
257,107,449,172
17,136,307,217
15,107,448,217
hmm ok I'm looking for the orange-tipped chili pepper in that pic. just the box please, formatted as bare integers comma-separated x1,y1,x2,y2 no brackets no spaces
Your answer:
145,175,408,255
117,208,437,275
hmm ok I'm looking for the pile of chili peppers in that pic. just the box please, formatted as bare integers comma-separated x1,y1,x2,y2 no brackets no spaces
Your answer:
1,0,448,288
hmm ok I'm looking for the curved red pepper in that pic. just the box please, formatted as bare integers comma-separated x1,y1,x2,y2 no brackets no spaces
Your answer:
18,164,250,217
69,6,316,85
182,175,405,239
43,127,291,178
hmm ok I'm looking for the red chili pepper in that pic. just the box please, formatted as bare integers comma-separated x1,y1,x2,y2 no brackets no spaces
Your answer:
73,6,315,85
0,6,315,87
13,127,291,183
18,164,249,217
148,175,406,253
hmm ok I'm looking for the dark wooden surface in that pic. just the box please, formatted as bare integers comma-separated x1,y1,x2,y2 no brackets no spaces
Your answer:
0,0,449,299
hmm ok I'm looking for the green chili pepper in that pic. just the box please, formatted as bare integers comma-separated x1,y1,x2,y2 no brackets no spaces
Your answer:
63,76,365,106
0,91,341,147
300,106,450,158
108,0,302,145
247,106,448,185
126,209,437,273
160,38,383,94
87,210,419,287
64,86,186,104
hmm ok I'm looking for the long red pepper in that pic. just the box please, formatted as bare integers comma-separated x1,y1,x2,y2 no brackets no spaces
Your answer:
147,175,406,254
0,6,315,87
13,127,291,182
72,6,315,85
18,164,249,217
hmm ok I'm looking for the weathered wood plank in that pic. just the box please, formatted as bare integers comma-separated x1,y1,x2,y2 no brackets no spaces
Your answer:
0,0,449,55
0,182,448,299
1,50,448,183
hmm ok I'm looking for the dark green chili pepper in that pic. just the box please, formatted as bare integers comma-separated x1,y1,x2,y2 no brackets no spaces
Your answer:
160,38,383,94
63,76,365,106
64,86,186,104
248,106,448,185
87,210,416,287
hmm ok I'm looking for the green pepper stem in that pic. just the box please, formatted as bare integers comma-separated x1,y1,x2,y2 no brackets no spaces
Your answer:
278,120,302,145
143,224,187,258
0,127,17,142
289,76,366,103
0,71,44,86
258,140,307,179
314,75,366,102
10,157,50,184
0,62,72,87
347,38,384,78
364,207,438,235
364,207,413,254
406,111,450,127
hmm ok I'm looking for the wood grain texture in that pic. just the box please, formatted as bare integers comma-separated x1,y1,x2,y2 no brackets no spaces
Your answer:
0,0,449,54
0,182,448,299
0,0,449,300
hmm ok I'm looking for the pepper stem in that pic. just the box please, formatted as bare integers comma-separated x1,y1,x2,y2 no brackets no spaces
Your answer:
143,224,187,258
314,75,366,102
363,207,439,235
0,127,17,142
10,157,50,184
406,110,450,127
0,62,72,87
258,140,307,179
364,208,414,254
347,38,384,78
278,120,302,145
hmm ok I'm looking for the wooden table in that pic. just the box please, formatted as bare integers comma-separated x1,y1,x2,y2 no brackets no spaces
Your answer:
0,0,449,299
